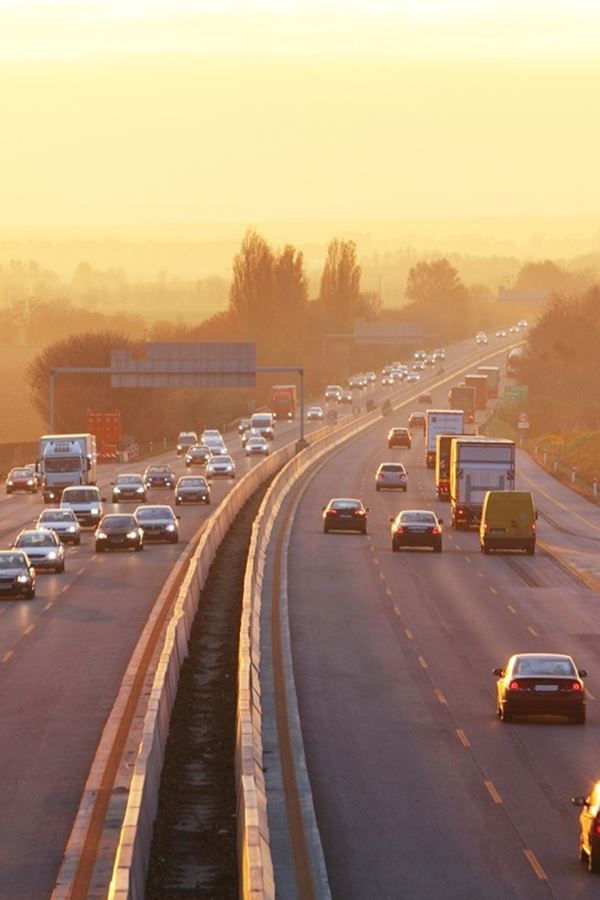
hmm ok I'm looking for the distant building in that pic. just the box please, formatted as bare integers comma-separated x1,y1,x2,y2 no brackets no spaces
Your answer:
353,319,425,345
497,287,549,304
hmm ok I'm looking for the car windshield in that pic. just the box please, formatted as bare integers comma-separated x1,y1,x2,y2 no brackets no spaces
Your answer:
330,500,361,510
10,469,30,477
181,478,206,487
117,476,142,485
214,456,233,464
400,513,436,524
136,508,174,522
62,490,98,503
380,465,405,473
102,516,137,529
0,553,27,568
40,510,75,522
45,458,82,473
16,533,56,546
148,467,171,475
514,657,576,677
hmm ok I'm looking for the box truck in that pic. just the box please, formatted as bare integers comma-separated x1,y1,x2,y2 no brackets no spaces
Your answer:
449,437,515,529
435,433,466,500
425,409,464,469
271,384,297,419
477,366,500,399
448,385,476,423
37,433,97,503
464,374,488,410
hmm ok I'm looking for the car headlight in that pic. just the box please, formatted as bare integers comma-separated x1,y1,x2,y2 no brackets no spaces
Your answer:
91,507,99,515
17,574,30,583
47,551,58,560
27,479,34,485
7,481,13,486
113,487,121,493
136,487,144,493
166,523,176,531
67,525,76,532
97,532,107,539
126,531,138,539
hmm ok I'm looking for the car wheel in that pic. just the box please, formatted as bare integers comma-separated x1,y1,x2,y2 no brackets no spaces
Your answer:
526,544,536,556
75,537,81,546
323,526,329,534
573,708,586,725
96,545,104,553
392,540,399,552
589,845,600,873
500,703,513,723
171,536,178,544
482,542,490,554
403,486,407,492
434,543,442,553
361,526,367,535
175,499,180,505
375,485,380,491
135,543,143,552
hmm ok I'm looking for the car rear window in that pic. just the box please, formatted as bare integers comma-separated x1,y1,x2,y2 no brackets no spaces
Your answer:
400,513,436,524
62,489,99,502
514,658,575,677
379,464,406,473
330,500,361,510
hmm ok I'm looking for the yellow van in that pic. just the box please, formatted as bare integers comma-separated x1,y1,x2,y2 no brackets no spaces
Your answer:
480,490,537,555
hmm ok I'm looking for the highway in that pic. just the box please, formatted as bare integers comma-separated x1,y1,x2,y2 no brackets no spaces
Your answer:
0,335,512,897
285,374,600,897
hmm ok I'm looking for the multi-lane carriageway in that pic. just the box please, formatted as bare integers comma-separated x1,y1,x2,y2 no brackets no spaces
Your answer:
0,336,521,898
275,369,600,898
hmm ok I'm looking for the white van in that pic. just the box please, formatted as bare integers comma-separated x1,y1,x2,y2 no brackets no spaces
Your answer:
250,413,274,440
60,485,105,527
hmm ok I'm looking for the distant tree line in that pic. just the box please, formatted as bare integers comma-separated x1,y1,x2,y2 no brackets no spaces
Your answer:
24,229,600,440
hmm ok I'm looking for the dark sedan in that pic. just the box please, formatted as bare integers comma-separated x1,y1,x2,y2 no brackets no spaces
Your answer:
493,653,587,723
322,498,369,535
111,473,147,503
390,510,443,552
0,551,36,599
5,467,38,494
134,505,179,543
185,444,212,467
175,476,211,505
95,514,144,552
143,465,176,489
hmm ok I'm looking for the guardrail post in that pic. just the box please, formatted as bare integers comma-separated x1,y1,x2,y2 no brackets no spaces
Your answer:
571,466,576,484
553,457,558,473
593,478,598,499
534,444,538,456
543,448,547,465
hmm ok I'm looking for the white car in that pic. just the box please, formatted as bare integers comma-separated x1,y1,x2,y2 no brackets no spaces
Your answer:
476,332,488,344
405,372,421,382
203,435,228,456
245,436,270,456
324,385,343,401
306,406,324,420
206,454,236,479
35,508,81,544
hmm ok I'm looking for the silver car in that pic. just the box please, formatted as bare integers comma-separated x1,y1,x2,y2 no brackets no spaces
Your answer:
375,462,408,492
0,551,36,599
306,406,324,420
245,436,269,457
35,508,81,545
13,529,65,573
206,454,236,479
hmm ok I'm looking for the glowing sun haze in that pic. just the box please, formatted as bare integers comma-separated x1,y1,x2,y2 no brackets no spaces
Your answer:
1,0,599,225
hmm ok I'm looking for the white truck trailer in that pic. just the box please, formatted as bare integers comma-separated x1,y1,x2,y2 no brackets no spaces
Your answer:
37,433,97,503
449,437,515,529
425,409,464,469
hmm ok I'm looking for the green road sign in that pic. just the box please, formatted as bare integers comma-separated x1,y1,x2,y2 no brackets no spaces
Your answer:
504,385,529,403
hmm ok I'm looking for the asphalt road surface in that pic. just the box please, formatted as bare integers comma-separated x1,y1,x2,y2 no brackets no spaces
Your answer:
287,380,600,898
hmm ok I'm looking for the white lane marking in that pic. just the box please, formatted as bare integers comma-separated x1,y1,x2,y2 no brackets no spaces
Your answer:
405,629,413,640
477,571,484,578
464,557,471,565
434,688,447,705
1,651,13,663
44,602,52,611
385,587,392,597
484,780,502,804
489,586,498,595
523,849,547,880
507,605,518,615
418,655,428,669
24,624,35,636
527,626,538,637
456,729,470,747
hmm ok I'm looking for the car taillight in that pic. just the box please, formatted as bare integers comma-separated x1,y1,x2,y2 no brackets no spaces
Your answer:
509,680,523,691
326,509,337,516
377,473,384,479
594,814,600,836
354,510,366,516
570,682,582,692
431,526,441,535
531,523,536,532
394,526,404,534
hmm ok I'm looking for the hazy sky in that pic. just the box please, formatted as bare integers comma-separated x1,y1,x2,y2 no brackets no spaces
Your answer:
1,0,599,224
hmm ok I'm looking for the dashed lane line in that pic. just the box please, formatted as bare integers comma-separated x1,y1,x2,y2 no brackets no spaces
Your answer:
489,586,498,595
44,602,52,611
507,605,518,615
418,655,428,669
527,626,538,637
523,849,547,881
405,629,413,640
434,688,447,705
456,729,470,748
1,651,13,663
484,780,503,804
24,624,35,636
